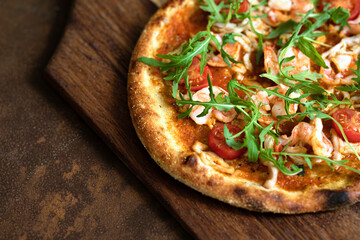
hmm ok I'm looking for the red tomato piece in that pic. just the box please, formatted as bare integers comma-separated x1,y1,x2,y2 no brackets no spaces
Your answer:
180,57,212,91
349,0,360,20
332,108,360,143
208,124,246,160
215,0,249,14
236,0,249,13
320,0,360,20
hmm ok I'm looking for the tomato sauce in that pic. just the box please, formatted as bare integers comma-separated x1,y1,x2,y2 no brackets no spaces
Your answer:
277,171,322,191
233,158,268,183
210,67,233,89
157,8,208,55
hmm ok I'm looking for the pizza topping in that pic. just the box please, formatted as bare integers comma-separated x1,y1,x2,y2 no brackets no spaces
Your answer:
268,0,292,12
332,128,360,156
332,108,360,142
265,46,311,76
250,84,301,125
214,0,249,14
189,86,237,125
321,0,360,20
180,57,213,91
207,41,241,67
261,134,280,189
262,161,279,189
283,118,334,158
191,140,236,174
349,0,360,20
208,124,246,160
267,0,314,25
138,0,360,187
320,35,360,85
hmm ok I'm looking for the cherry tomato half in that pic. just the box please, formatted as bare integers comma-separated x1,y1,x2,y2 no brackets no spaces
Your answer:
332,108,360,143
208,124,247,160
320,0,360,20
215,0,249,14
349,0,360,20
180,57,213,91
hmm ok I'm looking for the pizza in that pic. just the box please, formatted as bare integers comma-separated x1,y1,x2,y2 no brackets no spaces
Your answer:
128,0,360,213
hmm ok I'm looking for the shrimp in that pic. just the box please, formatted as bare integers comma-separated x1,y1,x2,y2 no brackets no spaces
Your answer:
286,118,333,158
264,45,310,76
270,93,299,118
320,59,356,86
264,45,279,75
269,84,300,117
331,129,360,160
189,87,237,126
268,0,292,11
251,84,300,125
251,90,274,124
348,16,360,35
207,41,241,68
267,0,313,25
320,35,360,85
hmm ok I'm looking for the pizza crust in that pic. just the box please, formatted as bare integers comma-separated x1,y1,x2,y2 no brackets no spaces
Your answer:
128,0,360,213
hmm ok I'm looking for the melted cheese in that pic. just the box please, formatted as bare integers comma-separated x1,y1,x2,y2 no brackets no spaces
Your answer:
263,161,279,189
192,141,235,175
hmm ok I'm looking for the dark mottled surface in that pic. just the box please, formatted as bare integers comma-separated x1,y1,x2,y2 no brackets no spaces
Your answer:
0,0,190,239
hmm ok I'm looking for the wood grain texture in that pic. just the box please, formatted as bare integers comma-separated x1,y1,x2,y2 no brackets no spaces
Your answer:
46,0,360,239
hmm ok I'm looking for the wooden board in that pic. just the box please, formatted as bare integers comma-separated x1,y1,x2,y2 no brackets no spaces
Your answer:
46,0,360,239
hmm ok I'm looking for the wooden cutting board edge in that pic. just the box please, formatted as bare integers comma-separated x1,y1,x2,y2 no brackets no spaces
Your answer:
44,3,207,239
45,54,200,240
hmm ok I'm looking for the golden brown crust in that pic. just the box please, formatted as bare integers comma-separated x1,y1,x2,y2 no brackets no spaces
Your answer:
128,0,360,213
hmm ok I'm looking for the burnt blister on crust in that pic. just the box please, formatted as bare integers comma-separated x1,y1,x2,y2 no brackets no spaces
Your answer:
234,188,247,196
150,15,165,27
319,190,350,209
207,179,216,186
162,0,185,9
184,155,197,167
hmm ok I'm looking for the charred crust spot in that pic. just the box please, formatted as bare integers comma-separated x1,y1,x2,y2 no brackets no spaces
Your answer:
234,188,247,196
184,155,197,167
320,190,350,209
163,0,185,9
151,15,165,27
130,60,137,69
270,193,282,202
207,180,216,186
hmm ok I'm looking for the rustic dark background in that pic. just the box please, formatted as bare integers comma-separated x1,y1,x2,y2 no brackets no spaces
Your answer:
0,0,190,239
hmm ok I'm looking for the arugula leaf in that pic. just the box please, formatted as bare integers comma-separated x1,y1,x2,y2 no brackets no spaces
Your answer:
222,32,241,44
297,37,327,68
337,84,360,91
291,71,323,82
266,20,297,39
329,7,350,29
200,0,229,23
256,34,264,65
245,125,259,162
224,124,245,150
259,148,303,175
259,122,274,144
